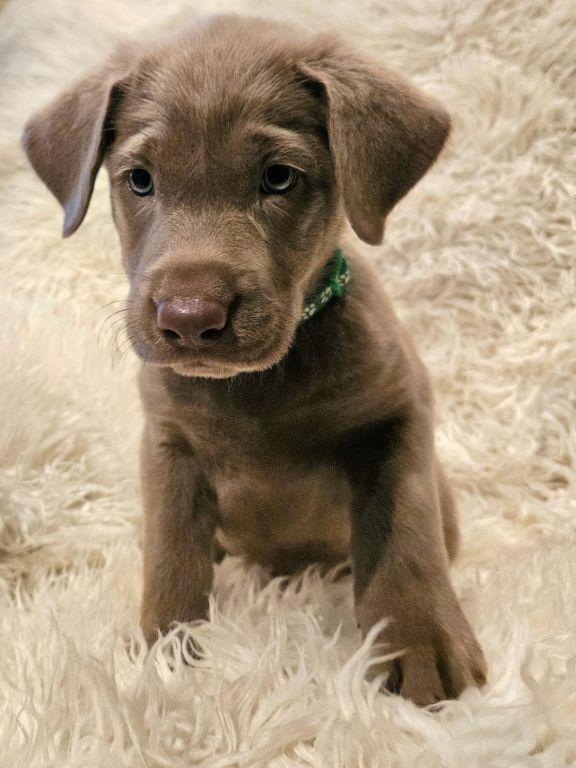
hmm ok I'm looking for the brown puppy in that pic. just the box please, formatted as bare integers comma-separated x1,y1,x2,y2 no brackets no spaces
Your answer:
23,15,487,705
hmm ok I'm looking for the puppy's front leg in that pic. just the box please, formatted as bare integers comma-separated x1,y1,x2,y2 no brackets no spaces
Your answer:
140,424,217,646
349,416,487,705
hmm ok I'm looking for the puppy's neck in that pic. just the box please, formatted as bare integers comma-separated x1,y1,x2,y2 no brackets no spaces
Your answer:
299,248,350,324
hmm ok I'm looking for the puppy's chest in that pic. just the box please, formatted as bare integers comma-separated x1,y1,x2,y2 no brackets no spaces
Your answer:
179,400,353,567
213,462,352,567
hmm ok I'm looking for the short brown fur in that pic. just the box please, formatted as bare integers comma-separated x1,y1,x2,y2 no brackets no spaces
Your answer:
23,15,487,705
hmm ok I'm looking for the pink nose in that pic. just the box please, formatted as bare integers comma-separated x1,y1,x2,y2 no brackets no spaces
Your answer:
156,296,229,349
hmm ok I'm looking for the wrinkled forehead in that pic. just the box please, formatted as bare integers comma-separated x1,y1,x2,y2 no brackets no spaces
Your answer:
112,25,324,175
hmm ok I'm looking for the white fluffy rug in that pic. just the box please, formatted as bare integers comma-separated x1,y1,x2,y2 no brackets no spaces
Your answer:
1,0,575,765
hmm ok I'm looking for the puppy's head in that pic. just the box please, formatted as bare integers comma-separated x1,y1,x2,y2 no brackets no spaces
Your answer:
23,16,449,378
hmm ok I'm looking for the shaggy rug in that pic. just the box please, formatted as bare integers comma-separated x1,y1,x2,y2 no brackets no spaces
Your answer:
1,0,575,765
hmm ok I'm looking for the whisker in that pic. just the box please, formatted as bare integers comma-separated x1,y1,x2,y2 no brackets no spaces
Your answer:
86,299,129,323
95,308,130,349
99,319,130,353
97,271,148,278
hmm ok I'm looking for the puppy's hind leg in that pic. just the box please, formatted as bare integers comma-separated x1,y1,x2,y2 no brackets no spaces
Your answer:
436,460,460,562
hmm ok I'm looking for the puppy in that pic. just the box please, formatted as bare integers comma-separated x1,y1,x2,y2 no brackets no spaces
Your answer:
23,15,487,705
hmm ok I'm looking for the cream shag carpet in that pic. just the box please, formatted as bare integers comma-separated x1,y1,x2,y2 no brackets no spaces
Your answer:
1,0,575,765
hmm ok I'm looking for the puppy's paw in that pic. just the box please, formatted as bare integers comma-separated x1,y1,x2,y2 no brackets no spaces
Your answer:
384,626,487,706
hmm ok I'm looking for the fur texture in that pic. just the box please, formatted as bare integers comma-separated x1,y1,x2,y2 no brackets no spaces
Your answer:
1,0,575,765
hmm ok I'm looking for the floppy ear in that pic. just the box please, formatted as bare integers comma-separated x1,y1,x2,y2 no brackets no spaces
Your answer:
22,59,131,237
301,40,451,245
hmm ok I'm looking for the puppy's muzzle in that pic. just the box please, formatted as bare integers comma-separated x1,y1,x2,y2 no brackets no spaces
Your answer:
156,296,231,350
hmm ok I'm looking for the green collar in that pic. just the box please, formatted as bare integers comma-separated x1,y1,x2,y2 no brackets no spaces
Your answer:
300,248,350,323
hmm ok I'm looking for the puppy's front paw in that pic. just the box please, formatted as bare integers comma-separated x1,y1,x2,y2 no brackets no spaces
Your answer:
384,624,487,706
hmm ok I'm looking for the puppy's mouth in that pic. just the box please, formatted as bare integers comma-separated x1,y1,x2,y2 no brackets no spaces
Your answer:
125,298,300,379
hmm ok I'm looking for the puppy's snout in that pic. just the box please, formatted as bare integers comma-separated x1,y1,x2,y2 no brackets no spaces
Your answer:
156,296,229,349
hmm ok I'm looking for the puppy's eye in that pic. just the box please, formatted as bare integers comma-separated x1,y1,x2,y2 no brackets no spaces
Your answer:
261,164,298,194
128,168,154,197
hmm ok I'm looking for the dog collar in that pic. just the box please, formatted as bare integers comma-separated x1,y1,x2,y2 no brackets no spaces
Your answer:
300,248,350,323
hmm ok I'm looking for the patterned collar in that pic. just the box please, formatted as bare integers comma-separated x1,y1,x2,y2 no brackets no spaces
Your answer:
300,248,350,323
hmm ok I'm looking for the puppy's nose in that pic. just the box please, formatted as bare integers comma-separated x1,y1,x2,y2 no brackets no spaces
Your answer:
156,296,229,349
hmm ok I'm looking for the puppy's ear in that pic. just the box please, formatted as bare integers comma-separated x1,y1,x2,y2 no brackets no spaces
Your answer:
301,41,450,245
22,57,132,237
